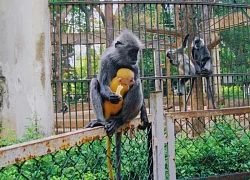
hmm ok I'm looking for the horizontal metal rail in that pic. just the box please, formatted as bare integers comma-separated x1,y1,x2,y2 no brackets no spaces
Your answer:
49,1,250,8
166,106,250,119
51,73,250,83
0,116,152,168
178,172,250,180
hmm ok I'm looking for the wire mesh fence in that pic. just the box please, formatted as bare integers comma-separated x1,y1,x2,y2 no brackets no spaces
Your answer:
172,111,250,179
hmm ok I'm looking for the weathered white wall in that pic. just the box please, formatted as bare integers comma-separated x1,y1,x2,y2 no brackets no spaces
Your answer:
0,0,53,138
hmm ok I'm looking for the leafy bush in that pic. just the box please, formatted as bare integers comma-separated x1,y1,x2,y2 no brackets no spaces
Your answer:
175,122,250,179
221,85,244,98
0,114,43,147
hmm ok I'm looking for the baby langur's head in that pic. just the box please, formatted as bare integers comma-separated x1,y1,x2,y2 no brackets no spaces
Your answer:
116,68,135,87
118,77,135,87
192,37,205,49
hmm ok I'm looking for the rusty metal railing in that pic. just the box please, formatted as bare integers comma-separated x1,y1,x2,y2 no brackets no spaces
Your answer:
0,116,153,179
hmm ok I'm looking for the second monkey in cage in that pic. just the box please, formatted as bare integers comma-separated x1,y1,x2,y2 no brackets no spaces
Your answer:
191,36,216,109
167,34,216,110
167,34,196,110
192,36,213,75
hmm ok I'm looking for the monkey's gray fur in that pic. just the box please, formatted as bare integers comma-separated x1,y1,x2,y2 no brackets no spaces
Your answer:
167,34,195,110
191,36,215,109
167,34,216,110
85,29,149,135
192,36,212,75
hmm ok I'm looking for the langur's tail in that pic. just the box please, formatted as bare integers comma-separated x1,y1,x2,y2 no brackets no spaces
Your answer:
182,34,190,48
206,77,216,109
107,136,114,180
185,78,195,111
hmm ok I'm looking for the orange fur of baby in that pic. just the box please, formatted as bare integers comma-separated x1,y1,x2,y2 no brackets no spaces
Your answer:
104,68,134,119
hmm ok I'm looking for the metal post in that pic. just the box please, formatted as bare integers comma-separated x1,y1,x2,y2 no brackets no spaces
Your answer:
150,91,166,180
166,116,176,180
115,132,121,180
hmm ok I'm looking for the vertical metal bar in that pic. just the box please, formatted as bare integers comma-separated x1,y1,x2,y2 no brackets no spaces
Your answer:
59,5,65,133
52,4,59,134
150,91,166,180
166,116,176,180
115,133,121,180
147,124,153,180
78,4,84,127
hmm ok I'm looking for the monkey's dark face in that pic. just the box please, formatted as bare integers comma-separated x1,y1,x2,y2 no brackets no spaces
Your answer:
166,50,173,59
166,50,174,64
128,47,139,65
166,49,183,66
193,37,204,49
194,40,201,49
115,41,140,65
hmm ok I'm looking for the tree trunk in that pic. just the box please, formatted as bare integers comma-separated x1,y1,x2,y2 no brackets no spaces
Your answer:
184,3,205,136
166,56,173,109
86,18,93,79
203,4,212,109
105,3,114,47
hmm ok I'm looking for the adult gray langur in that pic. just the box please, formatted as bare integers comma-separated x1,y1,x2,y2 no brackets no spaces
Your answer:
192,36,212,75
167,34,216,110
191,36,216,109
85,29,149,135
166,34,196,110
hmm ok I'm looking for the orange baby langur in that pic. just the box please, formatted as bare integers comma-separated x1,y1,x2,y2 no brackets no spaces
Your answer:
104,68,135,119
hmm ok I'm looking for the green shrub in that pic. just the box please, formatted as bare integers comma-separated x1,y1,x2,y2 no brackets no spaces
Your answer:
175,122,250,179
221,85,244,98
0,114,43,147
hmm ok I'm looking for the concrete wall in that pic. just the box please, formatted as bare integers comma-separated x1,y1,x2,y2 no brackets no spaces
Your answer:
0,0,53,138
